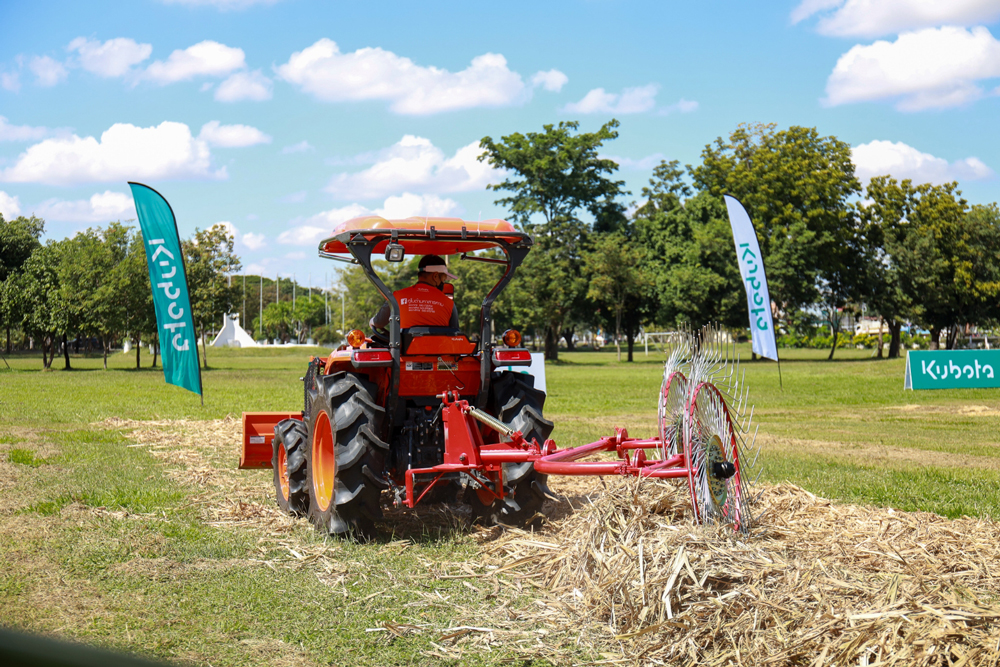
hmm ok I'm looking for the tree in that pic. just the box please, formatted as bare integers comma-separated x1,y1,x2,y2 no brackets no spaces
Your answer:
691,124,861,325
584,230,654,361
635,159,691,217
449,251,514,335
58,224,132,370
634,190,745,332
857,176,914,358
183,225,241,369
479,120,629,359
0,214,45,353
110,230,155,369
5,241,63,369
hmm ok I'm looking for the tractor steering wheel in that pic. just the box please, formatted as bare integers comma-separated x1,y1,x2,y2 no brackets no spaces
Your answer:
370,326,390,348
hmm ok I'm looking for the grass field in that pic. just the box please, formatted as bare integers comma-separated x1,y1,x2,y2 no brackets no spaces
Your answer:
1,346,999,665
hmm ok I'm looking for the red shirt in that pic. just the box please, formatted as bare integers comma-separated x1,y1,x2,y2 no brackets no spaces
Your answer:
395,283,456,328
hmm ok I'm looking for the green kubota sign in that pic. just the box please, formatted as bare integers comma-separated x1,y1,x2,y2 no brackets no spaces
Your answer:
904,349,1000,390
128,182,203,399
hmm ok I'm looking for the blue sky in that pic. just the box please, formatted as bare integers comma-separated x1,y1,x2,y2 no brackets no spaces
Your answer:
1,0,999,287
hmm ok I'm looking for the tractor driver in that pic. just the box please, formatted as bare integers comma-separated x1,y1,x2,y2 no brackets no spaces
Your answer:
370,254,460,332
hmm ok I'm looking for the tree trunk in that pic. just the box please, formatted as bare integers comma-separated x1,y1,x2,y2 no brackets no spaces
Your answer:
946,325,959,350
135,338,141,369
615,310,621,362
152,342,158,368
929,327,941,350
562,327,576,352
877,319,885,359
102,338,108,370
887,320,902,359
626,331,634,362
200,325,209,369
5,327,9,354
62,333,71,370
828,327,839,360
41,338,48,369
544,327,559,361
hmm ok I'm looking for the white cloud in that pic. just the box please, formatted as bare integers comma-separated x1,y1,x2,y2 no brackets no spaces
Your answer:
561,84,659,114
1,71,20,92
29,56,68,87
658,98,699,115
34,191,136,223
793,0,1000,38
277,194,461,246
0,116,50,142
0,121,225,186
210,220,268,250
377,193,460,219
277,203,369,245
0,191,21,218
603,152,667,171
242,232,266,249
144,41,245,84
215,70,272,101
852,140,995,185
161,0,284,9
531,69,568,92
276,38,528,114
198,120,271,147
825,27,1000,110
282,140,314,154
67,37,152,77
324,135,497,200
791,0,843,24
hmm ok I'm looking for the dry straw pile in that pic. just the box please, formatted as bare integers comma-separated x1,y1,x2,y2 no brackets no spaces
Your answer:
487,479,1000,666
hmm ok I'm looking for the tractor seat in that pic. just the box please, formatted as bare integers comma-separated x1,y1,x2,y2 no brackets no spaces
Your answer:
403,327,477,355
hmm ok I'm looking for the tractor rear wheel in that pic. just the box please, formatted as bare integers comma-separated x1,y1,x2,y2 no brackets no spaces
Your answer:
467,372,555,527
305,371,388,540
272,418,309,515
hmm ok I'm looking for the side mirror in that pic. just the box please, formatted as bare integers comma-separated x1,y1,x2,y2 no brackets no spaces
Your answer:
442,283,454,298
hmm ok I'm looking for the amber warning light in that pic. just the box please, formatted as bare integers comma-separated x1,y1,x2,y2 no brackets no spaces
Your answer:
347,329,365,348
502,329,521,347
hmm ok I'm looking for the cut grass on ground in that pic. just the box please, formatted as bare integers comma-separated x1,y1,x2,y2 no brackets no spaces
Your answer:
2,346,1000,665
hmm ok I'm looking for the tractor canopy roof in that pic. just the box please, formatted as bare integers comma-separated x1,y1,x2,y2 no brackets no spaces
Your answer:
318,216,529,257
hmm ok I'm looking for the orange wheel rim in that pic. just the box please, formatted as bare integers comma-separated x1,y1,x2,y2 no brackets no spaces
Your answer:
277,444,290,500
476,487,494,506
312,411,335,511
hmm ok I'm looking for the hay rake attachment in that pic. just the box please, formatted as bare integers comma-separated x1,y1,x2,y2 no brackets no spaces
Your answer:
532,324,763,533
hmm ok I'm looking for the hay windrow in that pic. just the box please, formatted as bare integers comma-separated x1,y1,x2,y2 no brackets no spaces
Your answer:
487,478,1000,665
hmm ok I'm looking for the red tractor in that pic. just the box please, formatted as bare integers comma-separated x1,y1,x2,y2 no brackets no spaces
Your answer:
240,216,760,539
241,216,555,538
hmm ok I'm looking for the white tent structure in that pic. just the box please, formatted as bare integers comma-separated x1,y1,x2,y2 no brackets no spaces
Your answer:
211,313,258,348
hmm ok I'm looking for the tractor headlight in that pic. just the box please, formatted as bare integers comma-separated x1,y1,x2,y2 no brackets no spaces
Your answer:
384,242,405,262
502,329,521,347
347,329,365,348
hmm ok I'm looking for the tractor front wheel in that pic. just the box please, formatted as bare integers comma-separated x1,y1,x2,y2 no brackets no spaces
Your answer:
305,371,389,540
272,418,309,515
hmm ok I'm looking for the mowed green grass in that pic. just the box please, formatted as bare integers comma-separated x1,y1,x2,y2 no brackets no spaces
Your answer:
2,345,1000,665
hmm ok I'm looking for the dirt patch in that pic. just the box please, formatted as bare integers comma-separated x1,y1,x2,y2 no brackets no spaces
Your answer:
761,432,1000,471
893,403,1000,417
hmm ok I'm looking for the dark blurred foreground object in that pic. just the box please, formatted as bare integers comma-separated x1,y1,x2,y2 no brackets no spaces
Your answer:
0,627,171,667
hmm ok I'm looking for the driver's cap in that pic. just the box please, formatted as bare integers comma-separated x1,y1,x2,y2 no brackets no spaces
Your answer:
418,254,458,280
